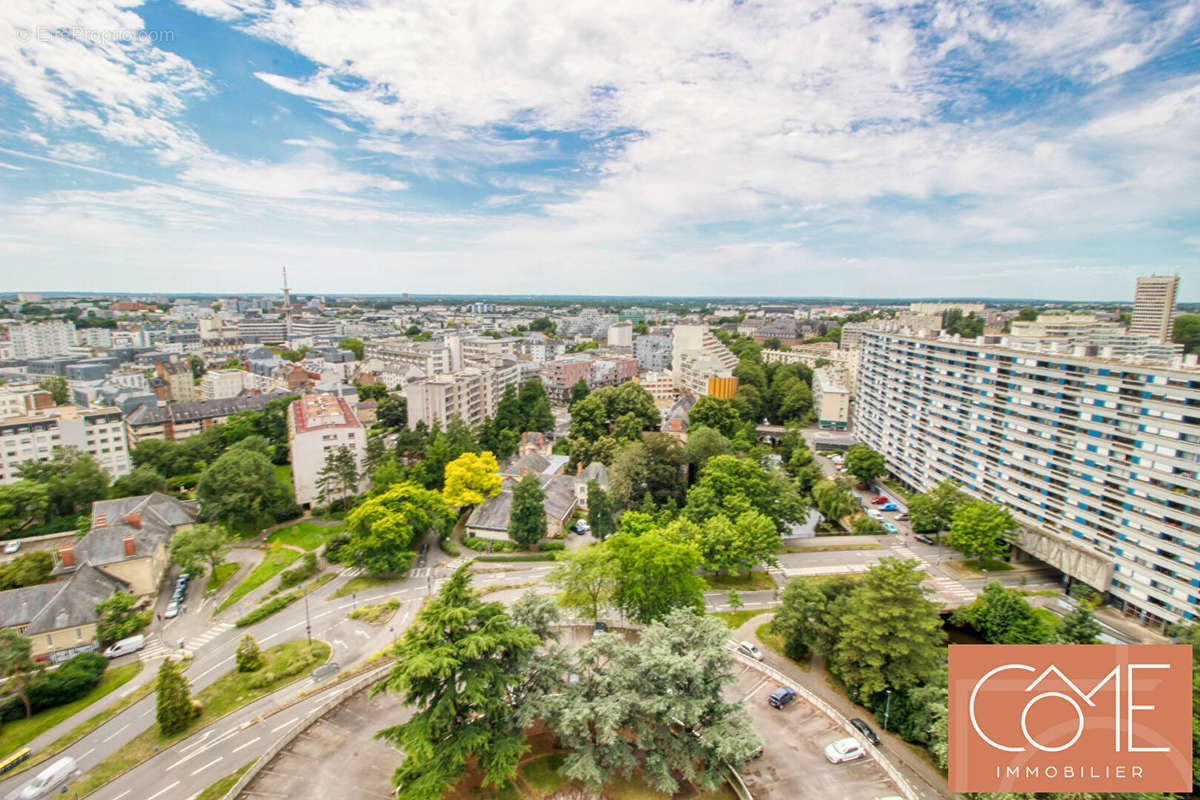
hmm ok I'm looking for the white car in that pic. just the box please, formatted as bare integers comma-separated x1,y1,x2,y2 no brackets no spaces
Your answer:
3,541,20,554
736,641,763,660
867,509,884,520
15,756,76,799
164,601,180,619
824,737,866,763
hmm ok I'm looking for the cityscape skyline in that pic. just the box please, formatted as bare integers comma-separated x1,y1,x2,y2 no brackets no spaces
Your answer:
2,0,1199,299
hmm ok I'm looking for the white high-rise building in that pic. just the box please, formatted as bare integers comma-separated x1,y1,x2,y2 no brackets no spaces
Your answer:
0,406,130,484
854,329,1200,630
1130,275,1179,343
287,393,367,507
199,369,247,400
8,321,77,358
404,359,520,430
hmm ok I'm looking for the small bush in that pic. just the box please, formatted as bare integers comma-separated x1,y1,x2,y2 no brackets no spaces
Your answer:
0,652,108,721
235,635,263,672
272,502,304,523
322,531,351,563
462,536,521,552
539,541,565,552
278,552,318,589
165,473,198,490
441,538,461,557
1069,583,1103,607
235,592,299,627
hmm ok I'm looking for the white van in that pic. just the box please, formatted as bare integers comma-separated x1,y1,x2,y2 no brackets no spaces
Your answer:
102,634,145,659
16,755,76,799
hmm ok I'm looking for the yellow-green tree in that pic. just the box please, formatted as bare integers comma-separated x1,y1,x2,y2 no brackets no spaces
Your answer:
441,451,502,508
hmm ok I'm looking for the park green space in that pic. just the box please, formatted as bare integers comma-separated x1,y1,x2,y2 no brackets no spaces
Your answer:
217,545,302,612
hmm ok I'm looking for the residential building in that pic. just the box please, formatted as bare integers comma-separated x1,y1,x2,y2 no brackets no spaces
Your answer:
0,385,54,418
675,350,738,398
199,368,247,400
607,322,633,348
635,370,676,403
124,391,286,444
853,328,1200,629
0,564,130,660
1008,313,1184,365
542,356,595,404
0,405,130,484
461,336,522,364
287,393,367,507
289,316,339,338
1130,275,1179,343
590,357,640,391
634,334,672,372
154,360,198,403
237,317,287,343
465,471,578,542
364,337,457,377
811,367,850,430
671,325,738,378
7,320,76,358
403,359,521,429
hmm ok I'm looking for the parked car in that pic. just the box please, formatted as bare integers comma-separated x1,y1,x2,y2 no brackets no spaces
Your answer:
14,756,77,799
736,641,763,660
867,509,884,520
102,635,145,659
768,686,796,709
571,520,590,534
824,737,866,763
895,513,910,521
882,522,898,534
882,502,899,511
914,533,935,545
592,620,607,639
3,541,20,554
871,496,889,504
164,601,180,619
851,718,880,745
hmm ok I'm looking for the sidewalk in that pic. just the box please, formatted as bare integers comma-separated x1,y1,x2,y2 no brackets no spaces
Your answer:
734,611,953,800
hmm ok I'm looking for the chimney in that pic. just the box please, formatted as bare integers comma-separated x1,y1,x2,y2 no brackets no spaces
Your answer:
59,545,75,568
520,466,529,477
124,512,141,529
577,462,583,475
123,536,136,557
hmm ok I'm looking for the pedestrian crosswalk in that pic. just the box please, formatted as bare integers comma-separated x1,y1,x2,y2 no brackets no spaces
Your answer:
143,622,235,661
409,567,431,578
925,574,974,603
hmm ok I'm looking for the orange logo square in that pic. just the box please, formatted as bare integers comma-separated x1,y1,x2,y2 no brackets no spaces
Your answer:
948,644,1192,793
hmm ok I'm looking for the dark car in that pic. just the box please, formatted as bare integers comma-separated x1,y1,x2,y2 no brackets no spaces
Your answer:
768,686,796,709
914,533,935,545
850,717,880,745
592,620,608,639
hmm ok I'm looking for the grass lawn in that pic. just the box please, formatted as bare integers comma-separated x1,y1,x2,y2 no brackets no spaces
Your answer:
701,571,777,591
266,520,341,551
195,760,254,800
709,608,775,630
70,641,331,796
274,464,294,501
330,574,404,599
0,661,143,757
217,545,303,613
780,543,881,553
204,562,240,597
474,553,555,563
348,598,399,624
756,621,809,669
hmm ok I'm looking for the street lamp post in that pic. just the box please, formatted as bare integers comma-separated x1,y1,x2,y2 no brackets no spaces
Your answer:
883,689,892,732
304,591,312,645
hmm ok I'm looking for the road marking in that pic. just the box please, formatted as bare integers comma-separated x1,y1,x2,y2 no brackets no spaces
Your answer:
112,791,131,800
271,717,299,733
231,736,261,753
146,780,180,800
191,756,223,776
80,747,94,760
102,723,129,742
355,630,369,639
333,639,345,649
178,730,212,753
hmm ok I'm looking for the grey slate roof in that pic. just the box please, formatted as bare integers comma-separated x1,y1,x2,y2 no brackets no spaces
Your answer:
125,390,286,426
578,462,608,486
72,493,198,569
466,474,578,532
0,564,129,634
499,452,550,477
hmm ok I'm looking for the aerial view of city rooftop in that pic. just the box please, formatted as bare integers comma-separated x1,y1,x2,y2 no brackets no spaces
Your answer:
0,2,1198,800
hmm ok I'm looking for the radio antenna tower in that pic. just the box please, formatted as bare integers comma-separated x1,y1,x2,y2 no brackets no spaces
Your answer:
281,266,292,337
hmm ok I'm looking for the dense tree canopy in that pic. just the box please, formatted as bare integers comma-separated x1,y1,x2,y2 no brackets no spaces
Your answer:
196,446,291,531
946,500,1016,560
683,454,805,533
607,434,687,510
441,451,502,508
507,473,547,548
344,481,454,575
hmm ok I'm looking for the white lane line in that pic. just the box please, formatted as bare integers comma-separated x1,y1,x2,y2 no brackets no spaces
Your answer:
146,780,180,800
177,731,212,754
101,723,129,742
112,791,132,800
354,630,369,639
270,717,299,734
231,736,261,753
191,756,223,776
80,747,95,760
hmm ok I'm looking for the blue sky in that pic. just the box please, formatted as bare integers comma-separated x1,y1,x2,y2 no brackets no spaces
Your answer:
0,0,1198,300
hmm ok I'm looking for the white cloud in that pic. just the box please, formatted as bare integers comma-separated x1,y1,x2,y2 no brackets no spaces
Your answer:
282,136,336,149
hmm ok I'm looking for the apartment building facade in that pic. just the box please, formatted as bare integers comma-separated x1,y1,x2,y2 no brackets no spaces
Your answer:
404,359,521,429
0,405,130,484
364,337,457,377
812,367,850,430
8,320,77,358
634,335,672,372
287,393,367,507
199,368,247,400
853,329,1200,629
1130,275,1179,343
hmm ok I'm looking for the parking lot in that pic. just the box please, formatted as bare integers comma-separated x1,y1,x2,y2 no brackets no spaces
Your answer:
728,662,899,800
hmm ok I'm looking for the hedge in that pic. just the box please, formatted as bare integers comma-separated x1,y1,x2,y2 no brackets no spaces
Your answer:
0,652,108,722
235,592,299,627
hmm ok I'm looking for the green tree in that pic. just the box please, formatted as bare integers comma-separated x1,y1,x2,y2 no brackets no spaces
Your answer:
441,451,502,508
156,657,201,735
0,550,54,589
771,578,834,661
570,378,590,406
607,434,687,510
187,354,206,380
1057,605,1102,645
946,500,1015,560
688,396,741,439
17,447,109,521
235,634,263,671
373,566,541,799
607,531,705,623
529,316,556,334
196,446,289,531
585,481,616,541
593,382,660,432
954,581,1052,644
828,558,946,696
508,473,546,548
376,395,407,430
612,412,643,442
726,587,743,611
0,481,49,534
1173,313,1200,354
169,523,229,577
1015,307,1039,322
548,545,618,620
906,480,966,535
851,512,884,533
344,482,453,575
337,337,365,359
776,381,812,424
843,444,885,485
684,454,805,533
95,591,151,645
518,379,554,433
663,510,779,574
568,394,608,442
0,629,40,718
683,426,732,482
38,376,68,405
109,464,167,498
